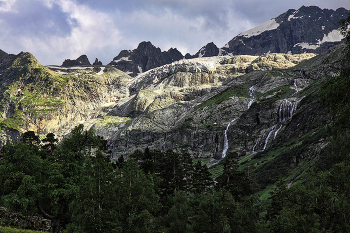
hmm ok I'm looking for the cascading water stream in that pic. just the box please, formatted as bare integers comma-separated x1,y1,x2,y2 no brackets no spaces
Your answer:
247,85,255,109
293,79,299,93
279,99,298,122
251,73,308,152
253,99,298,152
222,118,236,158
274,124,282,139
263,125,276,150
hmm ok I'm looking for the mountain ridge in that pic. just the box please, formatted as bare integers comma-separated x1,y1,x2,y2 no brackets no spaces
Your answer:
103,6,348,77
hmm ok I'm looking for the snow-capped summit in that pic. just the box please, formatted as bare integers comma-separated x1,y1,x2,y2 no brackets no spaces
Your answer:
221,6,348,56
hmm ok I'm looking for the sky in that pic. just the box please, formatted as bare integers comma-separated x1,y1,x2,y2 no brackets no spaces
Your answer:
0,0,349,65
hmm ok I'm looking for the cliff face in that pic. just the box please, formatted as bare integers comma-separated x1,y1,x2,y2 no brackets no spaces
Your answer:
98,52,320,157
0,43,342,171
221,6,348,56
101,43,345,187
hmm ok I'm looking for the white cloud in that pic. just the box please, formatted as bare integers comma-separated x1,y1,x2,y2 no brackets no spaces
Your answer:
19,0,121,64
112,6,255,56
0,0,17,12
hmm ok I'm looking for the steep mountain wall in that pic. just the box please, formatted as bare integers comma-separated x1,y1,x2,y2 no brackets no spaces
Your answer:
221,6,348,56
104,53,319,158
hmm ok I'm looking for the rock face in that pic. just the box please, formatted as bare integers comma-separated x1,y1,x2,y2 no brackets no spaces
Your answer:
93,58,102,66
105,52,318,158
62,55,91,67
191,42,220,58
221,6,348,56
108,41,184,77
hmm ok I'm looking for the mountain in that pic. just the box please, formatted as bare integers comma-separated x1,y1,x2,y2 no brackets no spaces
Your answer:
93,58,103,66
107,6,348,77
62,55,91,67
0,50,132,143
108,41,184,77
102,42,346,190
190,42,220,58
221,6,348,55
0,38,347,205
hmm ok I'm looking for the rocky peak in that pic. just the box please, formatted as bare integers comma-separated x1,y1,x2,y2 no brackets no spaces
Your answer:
165,48,184,62
136,41,161,54
62,55,91,67
192,42,220,58
221,6,349,56
108,41,184,77
93,58,102,66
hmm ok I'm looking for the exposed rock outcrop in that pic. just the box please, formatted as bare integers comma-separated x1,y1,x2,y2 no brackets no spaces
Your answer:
191,42,220,58
108,41,184,77
221,6,348,56
93,58,102,66
101,51,322,158
62,55,91,67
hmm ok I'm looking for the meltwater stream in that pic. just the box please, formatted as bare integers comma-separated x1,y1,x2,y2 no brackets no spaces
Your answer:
255,98,299,152
222,118,236,158
222,85,256,158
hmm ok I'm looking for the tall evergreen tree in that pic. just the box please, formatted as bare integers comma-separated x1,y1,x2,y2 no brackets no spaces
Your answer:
68,151,121,233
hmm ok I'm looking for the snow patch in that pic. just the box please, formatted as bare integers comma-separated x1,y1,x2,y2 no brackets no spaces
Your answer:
96,67,105,75
113,56,132,63
293,29,343,50
198,47,206,58
320,29,343,43
288,9,299,21
238,19,280,38
137,65,143,74
293,42,319,50
218,48,223,56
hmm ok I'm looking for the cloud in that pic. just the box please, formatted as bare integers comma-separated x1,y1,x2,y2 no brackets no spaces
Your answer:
108,0,256,56
0,0,349,65
0,0,121,65
0,0,17,12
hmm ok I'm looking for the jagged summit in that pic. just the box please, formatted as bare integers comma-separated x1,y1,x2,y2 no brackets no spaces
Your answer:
93,58,102,66
62,55,91,67
191,42,219,58
107,6,348,77
221,6,348,56
108,41,184,77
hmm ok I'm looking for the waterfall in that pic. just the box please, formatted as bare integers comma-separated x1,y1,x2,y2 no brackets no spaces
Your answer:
261,99,297,150
222,118,236,158
274,124,282,139
247,85,255,109
279,99,297,122
252,139,259,152
263,125,276,150
294,79,299,93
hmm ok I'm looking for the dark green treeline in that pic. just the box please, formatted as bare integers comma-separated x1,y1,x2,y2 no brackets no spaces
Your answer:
0,125,258,232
